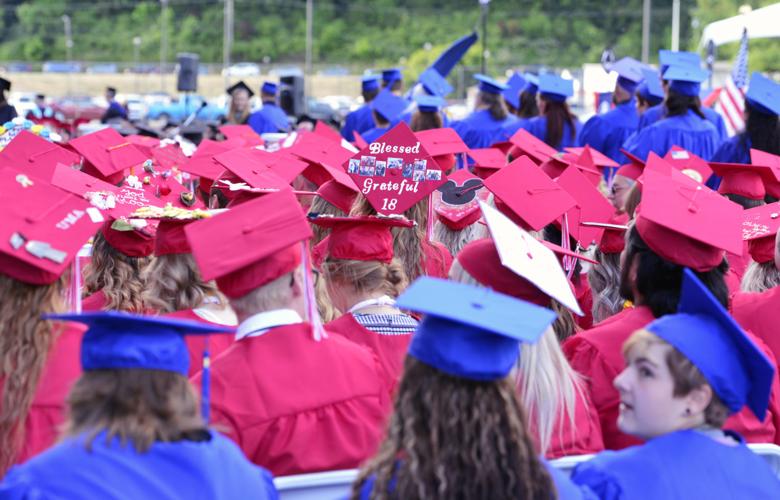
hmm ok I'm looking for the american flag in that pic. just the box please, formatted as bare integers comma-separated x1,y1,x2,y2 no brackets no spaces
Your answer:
714,28,749,137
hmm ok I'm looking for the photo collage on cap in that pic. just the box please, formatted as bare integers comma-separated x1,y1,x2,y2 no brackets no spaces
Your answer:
348,155,441,182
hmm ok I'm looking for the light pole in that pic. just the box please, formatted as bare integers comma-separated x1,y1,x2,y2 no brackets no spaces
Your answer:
479,0,490,74
223,0,234,91
160,0,169,91
61,15,73,95
641,0,651,63
133,36,142,93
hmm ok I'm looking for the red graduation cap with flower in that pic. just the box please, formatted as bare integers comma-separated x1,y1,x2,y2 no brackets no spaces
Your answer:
343,121,447,215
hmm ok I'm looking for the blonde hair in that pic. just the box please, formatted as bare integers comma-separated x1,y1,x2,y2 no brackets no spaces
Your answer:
624,329,730,427
432,220,488,257
226,90,251,125
0,273,67,475
315,269,339,322
322,258,408,299
588,249,625,323
142,253,225,313
83,231,152,312
308,195,347,246
449,261,585,455
741,261,780,293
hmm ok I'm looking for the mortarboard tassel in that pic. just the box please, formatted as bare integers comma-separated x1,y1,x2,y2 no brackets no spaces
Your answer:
426,192,435,241
301,240,327,341
200,336,211,423
561,213,576,280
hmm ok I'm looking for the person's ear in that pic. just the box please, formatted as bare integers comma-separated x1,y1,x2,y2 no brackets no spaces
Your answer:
684,384,713,418
289,268,304,298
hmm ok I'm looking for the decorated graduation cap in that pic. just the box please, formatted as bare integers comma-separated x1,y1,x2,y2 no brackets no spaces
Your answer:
361,74,380,92
226,80,254,98
663,65,709,97
609,57,644,93
415,127,468,173
397,277,556,381
414,95,446,113
646,269,775,419
484,155,576,231
502,72,527,109
741,202,780,264
468,147,507,179
474,73,508,94
261,81,278,95
0,130,80,180
538,74,574,102
382,68,403,86
186,189,313,299
344,121,446,216
309,214,414,263
658,49,701,74
616,148,646,180
746,72,780,116
371,89,408,123
663,146,713,185
100,217,156,257
69,128,149,184
418,67,453,97
635,169,743,271
435,168,485,230
0,166,104,285
555,165,615,247
507,128,557,164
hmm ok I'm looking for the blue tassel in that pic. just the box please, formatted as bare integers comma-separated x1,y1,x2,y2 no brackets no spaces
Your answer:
200,336,211,423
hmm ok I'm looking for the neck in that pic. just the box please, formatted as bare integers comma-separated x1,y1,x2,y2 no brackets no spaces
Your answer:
345,292,397,314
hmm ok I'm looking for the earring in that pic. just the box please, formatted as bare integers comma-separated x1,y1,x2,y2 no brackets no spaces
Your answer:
685,408,691,415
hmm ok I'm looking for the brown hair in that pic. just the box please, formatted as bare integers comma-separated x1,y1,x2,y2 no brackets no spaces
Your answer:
65,369,208,453
479,91,509,121
226,90,251,125
323,258,408,299
409,110,443,132
83,230,152,312
351,357,555,499
0,274,67,475
588,249,625,324
142,253,224,313
308,195,348,246
540,97,576,149
624,330,730,427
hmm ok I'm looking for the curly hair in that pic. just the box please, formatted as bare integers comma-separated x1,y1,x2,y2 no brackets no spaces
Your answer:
588,249,625,324
0,273,67,475
322,257,408,299
83,230,152,312
741,261,780,293
308,195,347,246
351,357,555,500
65,369,208,453
142,253,224,313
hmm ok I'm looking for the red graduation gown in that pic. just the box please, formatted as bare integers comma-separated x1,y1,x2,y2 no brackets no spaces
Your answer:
726,241,751,285
564,305,780,449
732,288,780,372
573,275,594,330
80,290,107,311
542,385,605,459
326,313,412,397
2,322,85,464
422,241,453,279
164,309,236,378
191,322,388,476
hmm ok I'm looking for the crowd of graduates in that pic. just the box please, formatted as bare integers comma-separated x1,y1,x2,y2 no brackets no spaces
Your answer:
1,47,780,499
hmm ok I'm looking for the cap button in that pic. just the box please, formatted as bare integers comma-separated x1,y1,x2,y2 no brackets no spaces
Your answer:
241,226,253,234
470,302,484,310
771,213,779,219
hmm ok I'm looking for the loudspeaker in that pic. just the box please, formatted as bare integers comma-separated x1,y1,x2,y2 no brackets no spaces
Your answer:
279,75,305,117
176,53,199,92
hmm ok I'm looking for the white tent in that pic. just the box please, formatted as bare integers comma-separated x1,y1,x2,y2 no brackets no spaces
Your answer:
700,3,780,47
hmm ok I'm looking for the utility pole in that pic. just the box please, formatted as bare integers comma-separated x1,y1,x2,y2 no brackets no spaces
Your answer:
671,0,680,51
61,15,73,95
223,0,234,90
641,0,651,63
479,0,490,74
133,36,142,93
305,0,313,101
160,0,169,91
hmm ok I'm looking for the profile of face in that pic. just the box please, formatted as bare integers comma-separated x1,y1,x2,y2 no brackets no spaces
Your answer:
232,89,250,112
608,174,635,211
614,335,707,440
536,95,546,114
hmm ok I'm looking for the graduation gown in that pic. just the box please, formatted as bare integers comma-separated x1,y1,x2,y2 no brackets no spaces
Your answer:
422,241,453,279
361,125,391,144
0,430,277,499
571,430,780,499
622,110,721,162
341,104,375,140
578,99,639,165
574,276,594,330
725,240,752,286
326,313,413,396
0,102,18,123
164,309,237,378
563,305,780,449
514,115,582,151
637,103,729,142
248,103,289,134
712,135,751,164
192,322,388,476
732,286,780,364
452,109,516,149
81,290,107,312
0,322,84,464
539,384,605,459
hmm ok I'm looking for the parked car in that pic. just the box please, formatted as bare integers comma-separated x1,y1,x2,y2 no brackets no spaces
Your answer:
51,95,105,121
2,62,33,72
306,97,340,126
118,94,148,121
86,63,118,74
42,61,82,73
146,95,225,124
222,62,261,77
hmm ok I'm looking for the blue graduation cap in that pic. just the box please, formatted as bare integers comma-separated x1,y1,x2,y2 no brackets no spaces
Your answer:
418,68,453,97
637,68,664,104
502,72,527,109
663,65,709,97
382,68,403,86
361,75,380,93
646,269,775,420
397,277,556,381
538,74,574,102
658,49,702,74
609,57,644,93
746,72,780,116
261,81,278,95
414,94,446,113
523,73,539,95
474,73,508,95
371,89,408,122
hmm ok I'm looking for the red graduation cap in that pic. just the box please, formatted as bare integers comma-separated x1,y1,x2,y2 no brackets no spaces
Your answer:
126,135,161,157
507,128,557,164
69,128,148,184
185,190,313,299
308,215,414,262
709,161,773,200
0,130,80,181
435,168,485,230
616,148,646,180
555,165,615,247
353,131,368,150
416,127,469,172
587,211,630,254
344,121,447,216
215,147,308,187
180,139,234,195
751,149,780,199
150,143,188,171
663,146,713,184
100,217,157,257
742,203,780,264
288,131,355,169
0,166,104,285
640,152,704,189
155,218,199,256
313,121,344,144
564,146,619,169
484,155,576,231
467,147,507,179
219,125,263,147
635,169,743,271
316,177,358,213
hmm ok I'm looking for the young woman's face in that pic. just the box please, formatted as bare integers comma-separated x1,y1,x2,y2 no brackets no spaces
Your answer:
608,175,634,211
614,340,691,440
232,89,250,112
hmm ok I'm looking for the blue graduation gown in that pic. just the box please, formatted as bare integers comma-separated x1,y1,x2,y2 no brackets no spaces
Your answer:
579,98,639,164
452,109,517,149
709,135,752,189
0,430,278,499
248,103,289,134
622,110,721,161
516,114,582,151
341,104,375,140
497,116,532,142
638,103,728,142
571,429,780,499
361,125,391,143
